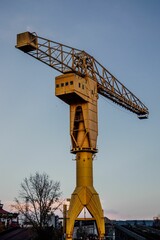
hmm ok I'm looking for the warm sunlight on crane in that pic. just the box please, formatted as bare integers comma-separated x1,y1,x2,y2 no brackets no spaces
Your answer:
16,31,149,240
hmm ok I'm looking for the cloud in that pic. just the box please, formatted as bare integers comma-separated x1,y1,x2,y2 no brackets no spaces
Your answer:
104,209,120,220
27,26,34,32
104,208,133,220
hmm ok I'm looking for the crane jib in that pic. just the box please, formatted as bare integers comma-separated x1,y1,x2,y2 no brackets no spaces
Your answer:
16,31,149,119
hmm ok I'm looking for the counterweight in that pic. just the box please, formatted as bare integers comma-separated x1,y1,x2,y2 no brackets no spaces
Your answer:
16,31,149,240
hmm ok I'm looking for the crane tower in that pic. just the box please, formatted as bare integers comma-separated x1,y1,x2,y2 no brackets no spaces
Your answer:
16,32,149,239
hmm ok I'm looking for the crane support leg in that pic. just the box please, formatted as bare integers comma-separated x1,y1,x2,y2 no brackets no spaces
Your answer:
66,152,105,240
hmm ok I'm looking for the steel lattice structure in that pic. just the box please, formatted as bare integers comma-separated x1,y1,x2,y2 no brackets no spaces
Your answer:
16,32,149,118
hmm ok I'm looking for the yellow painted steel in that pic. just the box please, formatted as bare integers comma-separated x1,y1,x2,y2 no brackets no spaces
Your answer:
16,32,149,240
55,73,105,239
66,151,105,239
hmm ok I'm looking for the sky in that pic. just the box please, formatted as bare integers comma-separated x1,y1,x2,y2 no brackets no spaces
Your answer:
0,0,160,220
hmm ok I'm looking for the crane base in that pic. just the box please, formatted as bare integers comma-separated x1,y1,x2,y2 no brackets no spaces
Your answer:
66,186,105,240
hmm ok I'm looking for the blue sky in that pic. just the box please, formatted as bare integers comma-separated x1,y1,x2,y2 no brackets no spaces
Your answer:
0,0,160,220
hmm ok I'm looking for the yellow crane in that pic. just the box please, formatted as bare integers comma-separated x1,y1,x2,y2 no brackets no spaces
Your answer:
16,32,149,239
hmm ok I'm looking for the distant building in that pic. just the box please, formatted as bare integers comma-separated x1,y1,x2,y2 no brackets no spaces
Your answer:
0,201,19,230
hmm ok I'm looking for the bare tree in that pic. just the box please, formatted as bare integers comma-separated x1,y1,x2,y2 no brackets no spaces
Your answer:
12,172,62,239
